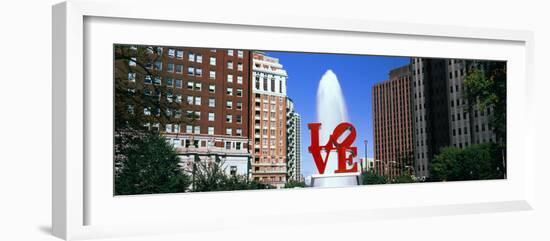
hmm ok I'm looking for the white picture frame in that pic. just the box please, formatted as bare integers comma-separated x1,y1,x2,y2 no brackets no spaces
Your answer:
52,0,535,240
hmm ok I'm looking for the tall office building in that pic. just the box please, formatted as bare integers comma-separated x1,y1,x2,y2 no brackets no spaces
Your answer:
286,98,302,181
122,46,252,177
372,65,414,180
250,52,289,188
411,58,497,178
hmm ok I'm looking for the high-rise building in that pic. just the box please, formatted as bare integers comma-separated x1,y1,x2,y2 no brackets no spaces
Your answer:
250,52,289,188
286,98,302,181
411,58,497,178
127,46,252,177
372,65,414,180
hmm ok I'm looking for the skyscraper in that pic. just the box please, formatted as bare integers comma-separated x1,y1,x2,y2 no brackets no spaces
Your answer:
372,65,414,180
411,58,498,178
250,52,289,188
286,98,302,181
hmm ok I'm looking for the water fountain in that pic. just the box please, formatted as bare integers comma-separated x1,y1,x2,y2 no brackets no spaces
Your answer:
310,70,362,187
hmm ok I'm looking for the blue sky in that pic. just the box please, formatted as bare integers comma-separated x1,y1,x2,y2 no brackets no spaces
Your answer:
264,51,410,177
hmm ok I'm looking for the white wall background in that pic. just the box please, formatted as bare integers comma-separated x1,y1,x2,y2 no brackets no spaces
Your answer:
0,0,548,240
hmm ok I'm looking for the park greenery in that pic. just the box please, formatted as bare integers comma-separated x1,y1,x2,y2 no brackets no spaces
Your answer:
114,131,191,195
191,160,274,192
430,143,505,182
284,180,307,188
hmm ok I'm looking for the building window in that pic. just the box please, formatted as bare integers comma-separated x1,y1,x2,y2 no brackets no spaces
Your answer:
227,49,234,56
175,64,183,73
210,57,216,66
176,50,184,59
226,87,233,96
226,100,233,109
196,55,203,63
153,77,161,85
208,98,215,107
226,115,232,123
209,85,215,93
188,52,195,62
193,126,200,134
236,88,243,97
196,68,202,77
144,107,151,116
195,83,202,91
227,61,233,69
195,96,201,106
227,74,233,83
208,112,215,121
186,125,193,133
187,96,193,105
154,61,162,70
187,81,194,90
209,70,216,79
236,128,242,136
188,67,195,76
226,128,232,135
236,101,242,110
127,72,136,81
207,126,215,135
144,75,152,84
237,76,243,84
236,115,242,123
166,78,173,87
167,63,174,73
237,50,243,58
175,79,183,88
237,63,243,71
168,49,175,58
129,57,137,66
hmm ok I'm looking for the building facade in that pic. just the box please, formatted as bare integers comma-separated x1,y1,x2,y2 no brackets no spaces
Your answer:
124,45,252,177
372,65,414,180
250,52,289,188
411,58,497,178
286,98,302,181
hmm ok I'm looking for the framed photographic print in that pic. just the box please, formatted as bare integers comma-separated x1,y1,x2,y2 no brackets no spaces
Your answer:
53,0,535,240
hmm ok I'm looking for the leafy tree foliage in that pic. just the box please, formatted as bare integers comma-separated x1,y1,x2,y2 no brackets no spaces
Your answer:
464,62,507,143
361,170,388,185
115,131,191,195
114,45,197,195
191,160,273,192
284,180,307,188
114,45,194,132
430,143,505,182
393,174,416,184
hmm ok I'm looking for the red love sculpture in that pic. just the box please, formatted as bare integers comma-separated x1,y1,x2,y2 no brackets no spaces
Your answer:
308,122,358,174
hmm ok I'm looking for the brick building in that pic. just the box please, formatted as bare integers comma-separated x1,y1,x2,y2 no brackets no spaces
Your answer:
121,45,252,177
372,65,414,180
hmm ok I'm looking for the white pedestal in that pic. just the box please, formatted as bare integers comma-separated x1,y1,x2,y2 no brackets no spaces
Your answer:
310,172,362,188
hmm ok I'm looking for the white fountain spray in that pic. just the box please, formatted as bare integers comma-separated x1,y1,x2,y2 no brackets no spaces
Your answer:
311,69,361,187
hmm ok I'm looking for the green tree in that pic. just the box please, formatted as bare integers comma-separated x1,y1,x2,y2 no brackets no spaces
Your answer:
464,62,507,143
430,143,505,182
191,160,273,192
115,132,191,195
393,174,416,184
114,45,194,132
284,180,307,188
113,45,196,195
361,170,388,185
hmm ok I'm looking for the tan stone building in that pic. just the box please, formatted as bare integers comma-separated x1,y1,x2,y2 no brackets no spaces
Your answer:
250,52,288,188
